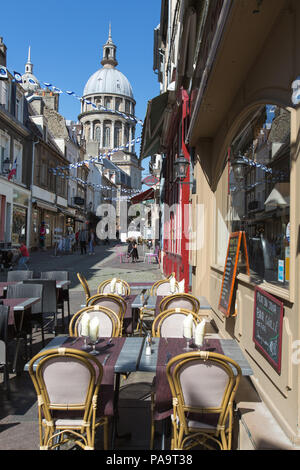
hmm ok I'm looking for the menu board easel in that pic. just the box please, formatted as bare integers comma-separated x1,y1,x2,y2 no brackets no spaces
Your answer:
218,231,249,317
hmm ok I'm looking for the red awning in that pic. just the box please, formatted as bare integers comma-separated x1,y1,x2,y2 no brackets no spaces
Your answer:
131,187,154,204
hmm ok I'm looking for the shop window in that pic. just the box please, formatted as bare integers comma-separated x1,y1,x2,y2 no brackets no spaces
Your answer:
225,104,290,288
12,206,27,244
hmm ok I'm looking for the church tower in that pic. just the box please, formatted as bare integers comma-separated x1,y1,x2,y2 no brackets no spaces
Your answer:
78,26,142,191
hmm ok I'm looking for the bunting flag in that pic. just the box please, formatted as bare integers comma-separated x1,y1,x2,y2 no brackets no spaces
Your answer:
0,65,8,79
14,71,23,83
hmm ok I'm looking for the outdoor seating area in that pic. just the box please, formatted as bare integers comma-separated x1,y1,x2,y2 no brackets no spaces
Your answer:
0,269,253,451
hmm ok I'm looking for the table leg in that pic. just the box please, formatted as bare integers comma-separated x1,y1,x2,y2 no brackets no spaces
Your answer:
111,372,132,449
12,308,26,374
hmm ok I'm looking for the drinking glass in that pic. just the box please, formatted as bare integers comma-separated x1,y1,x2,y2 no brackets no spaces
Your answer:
183,332,192,351
89,336,100,355
81,335,91,351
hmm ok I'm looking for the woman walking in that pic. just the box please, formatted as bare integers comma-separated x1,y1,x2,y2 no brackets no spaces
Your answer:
89,229,95,255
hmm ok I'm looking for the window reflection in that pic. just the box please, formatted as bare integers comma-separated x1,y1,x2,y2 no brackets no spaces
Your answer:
228,105,290,288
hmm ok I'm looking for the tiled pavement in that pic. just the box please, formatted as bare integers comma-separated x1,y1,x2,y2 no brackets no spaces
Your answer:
0,243,163,450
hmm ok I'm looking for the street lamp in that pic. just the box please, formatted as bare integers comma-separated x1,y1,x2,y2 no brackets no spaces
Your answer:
230,152,248,185
174,153,190,181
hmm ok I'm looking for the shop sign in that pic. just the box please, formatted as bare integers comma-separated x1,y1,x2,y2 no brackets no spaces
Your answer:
142,175,159,187
253,286,283,374
278,260,284,283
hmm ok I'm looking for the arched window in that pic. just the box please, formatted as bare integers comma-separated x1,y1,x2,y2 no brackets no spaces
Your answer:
103,121,111,148
114,122,122,148
115,98,122,111
95,126,101,143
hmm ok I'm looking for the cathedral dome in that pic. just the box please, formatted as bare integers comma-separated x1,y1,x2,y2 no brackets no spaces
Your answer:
83,67,134,99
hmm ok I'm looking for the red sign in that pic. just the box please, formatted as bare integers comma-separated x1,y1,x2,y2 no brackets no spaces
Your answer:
142,175,159,187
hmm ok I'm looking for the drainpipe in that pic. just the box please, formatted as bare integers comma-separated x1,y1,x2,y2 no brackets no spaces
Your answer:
26,137,39,249
186,0,233,145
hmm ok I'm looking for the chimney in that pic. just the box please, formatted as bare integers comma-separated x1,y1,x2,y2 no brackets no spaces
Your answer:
0,37,7,67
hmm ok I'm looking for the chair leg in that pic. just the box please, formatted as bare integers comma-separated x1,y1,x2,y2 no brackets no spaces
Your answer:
4,364,10,400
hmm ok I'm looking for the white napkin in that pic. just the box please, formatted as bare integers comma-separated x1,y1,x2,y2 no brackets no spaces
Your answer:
81,312,90,337
195,319,206,347
110,277,117,293
117,282,123,295
170,276,176,294
178,279,185,293
183,313,193,339
89,317,100,342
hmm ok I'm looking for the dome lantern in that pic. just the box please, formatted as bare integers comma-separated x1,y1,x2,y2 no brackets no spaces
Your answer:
101,23,118,69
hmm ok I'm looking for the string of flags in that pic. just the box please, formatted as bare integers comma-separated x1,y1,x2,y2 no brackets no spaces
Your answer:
52,135,142,172
49,170,142,196
0,65,144,125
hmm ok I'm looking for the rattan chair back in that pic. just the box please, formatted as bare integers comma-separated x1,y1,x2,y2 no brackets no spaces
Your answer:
150,279,179,296
86,293,126,335
159,293,200,313
77,273,91,305
28,347,108,450
166,351,242,450
97,278,130,296
69,305,121,338
152,308,200,338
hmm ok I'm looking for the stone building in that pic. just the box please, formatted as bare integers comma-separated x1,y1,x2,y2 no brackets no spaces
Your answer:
78,26,142,192
0,37,32,247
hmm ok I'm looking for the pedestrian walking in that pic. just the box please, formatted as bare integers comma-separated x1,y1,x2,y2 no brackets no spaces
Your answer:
131,238,139,263
39,222,46,251
18,240,30,270
88,229,95,255
127,238,133,260
79,227,88,255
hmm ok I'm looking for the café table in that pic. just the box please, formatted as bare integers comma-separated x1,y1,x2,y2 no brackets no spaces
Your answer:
138,335,253,449
3,297,40,373
24,334,145,448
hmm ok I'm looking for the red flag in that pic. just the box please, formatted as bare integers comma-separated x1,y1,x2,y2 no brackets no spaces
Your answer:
7,159,17,181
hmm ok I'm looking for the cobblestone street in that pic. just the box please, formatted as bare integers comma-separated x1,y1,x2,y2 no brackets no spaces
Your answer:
0,243,163,450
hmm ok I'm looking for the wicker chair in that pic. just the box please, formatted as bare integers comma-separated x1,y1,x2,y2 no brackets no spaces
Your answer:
151,308,200,338
97,278,130,296
166,351,242,450
86,294,126,336
159,293,200,314
150,279,179,296
28,348,109,450
69,305,121,338
150,308,201,449
77,273,91,306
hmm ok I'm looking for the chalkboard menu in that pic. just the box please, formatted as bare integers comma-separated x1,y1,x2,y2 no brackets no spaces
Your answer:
219,232,248,317
253,287,283,374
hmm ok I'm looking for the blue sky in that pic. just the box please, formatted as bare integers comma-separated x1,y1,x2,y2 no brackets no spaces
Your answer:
1,0,161,177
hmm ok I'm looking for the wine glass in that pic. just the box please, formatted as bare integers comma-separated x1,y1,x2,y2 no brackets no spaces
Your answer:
81,335,91,351
89,335,100,355
183,328,192,351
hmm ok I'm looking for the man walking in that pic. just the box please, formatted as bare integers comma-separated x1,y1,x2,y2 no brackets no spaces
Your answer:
79,226,88,255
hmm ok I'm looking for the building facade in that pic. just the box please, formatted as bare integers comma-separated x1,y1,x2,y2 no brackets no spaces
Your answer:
143,0,300,447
